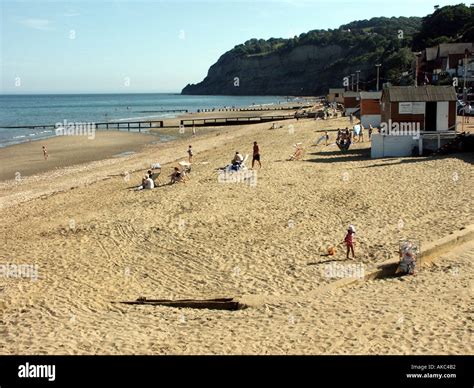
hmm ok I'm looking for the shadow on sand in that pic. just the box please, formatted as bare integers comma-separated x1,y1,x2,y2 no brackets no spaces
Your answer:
361,152,474,169
305,148,371,164
307,147,474,167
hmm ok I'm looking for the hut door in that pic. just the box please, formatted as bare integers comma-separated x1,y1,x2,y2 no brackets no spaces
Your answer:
436,102,449,131
425,102,437,131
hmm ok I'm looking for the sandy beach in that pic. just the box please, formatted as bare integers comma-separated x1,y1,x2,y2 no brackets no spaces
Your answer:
0,131,157,182
0,113,473,355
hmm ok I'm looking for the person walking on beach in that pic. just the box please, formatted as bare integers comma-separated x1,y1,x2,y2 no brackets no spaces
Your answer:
42,145,48,160
343,225,356,259
349,113,354,125
325,131,330,146
252,141,261,169
187,145,193,163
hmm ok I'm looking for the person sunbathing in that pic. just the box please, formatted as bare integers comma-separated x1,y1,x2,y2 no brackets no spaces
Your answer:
288,145,304,161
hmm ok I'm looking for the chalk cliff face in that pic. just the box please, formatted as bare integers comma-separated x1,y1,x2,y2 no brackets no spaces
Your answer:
182,45,348,96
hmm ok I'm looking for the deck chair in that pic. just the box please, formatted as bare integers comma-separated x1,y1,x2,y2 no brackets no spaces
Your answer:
240,154,249,170
224,154,248,173
150,163,163,186
178,161,192,174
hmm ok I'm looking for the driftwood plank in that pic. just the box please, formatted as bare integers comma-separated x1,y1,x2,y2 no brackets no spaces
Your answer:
116,297,242,311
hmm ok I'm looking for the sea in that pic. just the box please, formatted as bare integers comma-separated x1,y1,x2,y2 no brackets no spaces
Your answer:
0,93,288,148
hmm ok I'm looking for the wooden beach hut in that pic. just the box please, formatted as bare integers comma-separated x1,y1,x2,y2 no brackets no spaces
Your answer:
360,91,382,128
327,88,345,104
371,85,458,158
343,91,359,116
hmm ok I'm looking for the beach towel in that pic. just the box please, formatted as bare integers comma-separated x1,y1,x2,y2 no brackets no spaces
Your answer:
315,135,326,145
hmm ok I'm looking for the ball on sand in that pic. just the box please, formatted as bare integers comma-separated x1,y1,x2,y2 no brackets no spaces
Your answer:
327,247,336,256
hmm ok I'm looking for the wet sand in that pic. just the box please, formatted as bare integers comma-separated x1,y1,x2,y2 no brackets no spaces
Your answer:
0,132,157,182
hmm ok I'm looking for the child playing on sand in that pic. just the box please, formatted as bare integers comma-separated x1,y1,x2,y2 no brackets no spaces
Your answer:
343,225,356,259
42,145,48,160
397,241,417,275
187,145,193,163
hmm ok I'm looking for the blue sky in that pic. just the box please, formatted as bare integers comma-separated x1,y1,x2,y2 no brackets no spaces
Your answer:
0,0,468,93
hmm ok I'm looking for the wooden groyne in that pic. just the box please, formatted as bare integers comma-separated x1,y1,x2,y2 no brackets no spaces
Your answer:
0,120,164,132
196,105,314,113
138,109,188,113
180,114,295,127
93,120,164,130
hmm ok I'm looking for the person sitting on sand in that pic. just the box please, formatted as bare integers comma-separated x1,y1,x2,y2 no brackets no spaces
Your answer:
288,144,304,161
397,241,417,275
343,225,356,259
144,175,154,189
169,167,186,184
135,175,154,190
231,151,244,170
147,169,160,186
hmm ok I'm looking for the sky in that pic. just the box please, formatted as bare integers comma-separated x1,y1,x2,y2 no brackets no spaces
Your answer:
0,0,470,93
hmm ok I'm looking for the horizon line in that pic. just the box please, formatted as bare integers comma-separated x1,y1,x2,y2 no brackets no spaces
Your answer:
0,92,182,95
